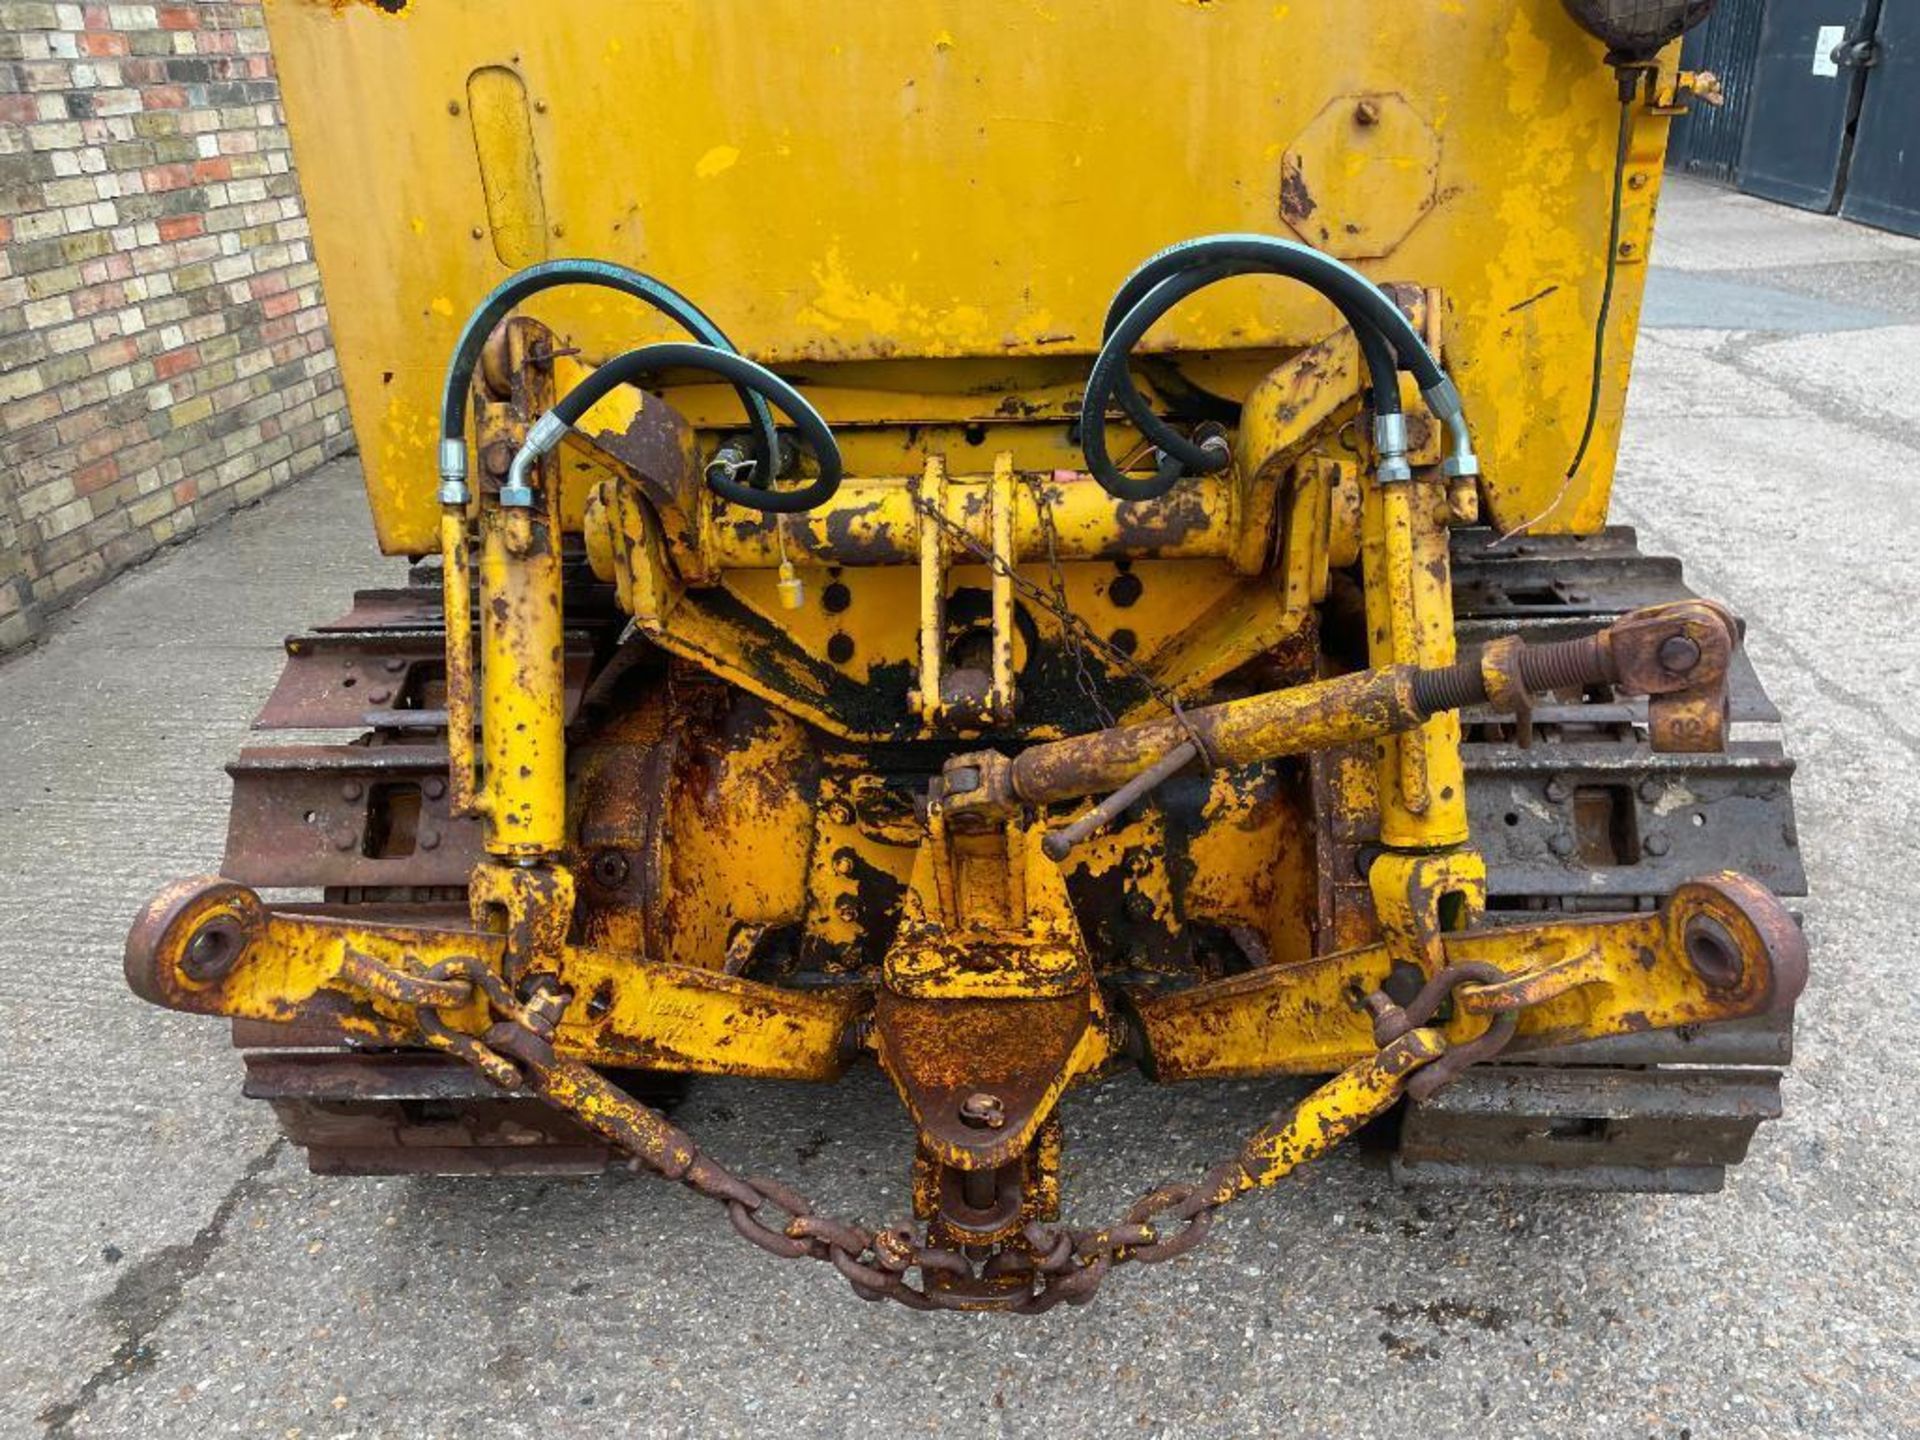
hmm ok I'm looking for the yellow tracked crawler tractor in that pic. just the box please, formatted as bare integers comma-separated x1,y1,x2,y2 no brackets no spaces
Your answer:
127,0,1807,1310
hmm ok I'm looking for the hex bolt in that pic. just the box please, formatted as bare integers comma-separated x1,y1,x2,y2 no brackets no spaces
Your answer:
825,801,855,826
958,1092,1006,1130
330,826,358,852
835,896,862,923
1644,831,1671,857
383,657,407,674
1549,834,1576,858
1658,634,1702,675
418,829,441,852
422,777,447,801
591,850,631,888
341,780,364,801
367,687,393,705
1544,776,1570,803
1638,778,1664,804
832,853,857,878
1354,98,1381,126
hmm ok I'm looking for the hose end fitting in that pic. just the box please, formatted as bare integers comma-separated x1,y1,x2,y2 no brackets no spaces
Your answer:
1420,375,1465,423
438,438,470,506
703,441,757,491
1441,412,1481,482
1195,428,1233,473
1374,413,1412,484
501,411,570,509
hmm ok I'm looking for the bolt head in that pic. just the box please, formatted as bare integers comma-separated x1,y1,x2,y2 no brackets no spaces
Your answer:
1544,777,1571,803
958,1093,1006,1130
1549,834,1576,858
1658,634,1702,675
1643,832,1671,857
590,850,631,888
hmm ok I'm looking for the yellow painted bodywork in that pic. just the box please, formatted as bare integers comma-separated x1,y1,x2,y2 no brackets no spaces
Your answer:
263,0,1679,555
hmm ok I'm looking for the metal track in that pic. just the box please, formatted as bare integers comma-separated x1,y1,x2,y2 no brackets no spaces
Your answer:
229,565,636,1176
232,534,1806,1188
1390,527,1806,1193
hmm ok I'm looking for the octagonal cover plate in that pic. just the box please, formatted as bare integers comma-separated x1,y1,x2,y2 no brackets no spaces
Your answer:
1280,92,1441,260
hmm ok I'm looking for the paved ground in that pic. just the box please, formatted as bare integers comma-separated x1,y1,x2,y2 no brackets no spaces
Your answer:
2,177,1917,1439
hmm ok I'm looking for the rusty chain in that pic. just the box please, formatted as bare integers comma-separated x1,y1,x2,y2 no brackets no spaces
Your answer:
355,951,1516,1313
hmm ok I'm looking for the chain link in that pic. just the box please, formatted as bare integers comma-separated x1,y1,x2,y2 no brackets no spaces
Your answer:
351,951,1518,1313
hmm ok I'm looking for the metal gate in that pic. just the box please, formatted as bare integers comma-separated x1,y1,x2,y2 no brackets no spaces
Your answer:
1737,1,1877,212
1701,0,1917,236
1670,0,1766,182
1839,1,1919,234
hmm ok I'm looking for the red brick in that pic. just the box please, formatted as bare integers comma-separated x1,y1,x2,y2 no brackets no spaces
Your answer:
156,214,202,242
172,478,198,505
158,6,200,29
260,290,302,320
87,336,139,372
81,33,129,56
0,95,39,126
75,458,119,496
153,348,197,380
192,157,231,184
141,85,189,111
142,163,193,192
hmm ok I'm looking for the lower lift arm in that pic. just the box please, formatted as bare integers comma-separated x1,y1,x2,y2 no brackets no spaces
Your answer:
125,600,1793,1088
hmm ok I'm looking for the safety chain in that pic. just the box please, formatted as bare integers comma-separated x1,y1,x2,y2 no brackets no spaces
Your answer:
1029,480,1115,729
909,480,1216,769
349,950,1517,1313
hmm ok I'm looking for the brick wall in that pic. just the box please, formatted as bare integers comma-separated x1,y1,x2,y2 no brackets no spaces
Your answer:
0,0,351,653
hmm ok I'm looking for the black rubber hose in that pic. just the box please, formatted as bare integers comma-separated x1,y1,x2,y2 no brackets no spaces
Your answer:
549,342,840,513
1083,267,1405,501
439,260,780,490
1098,260,1404,477
1103,234,1447,390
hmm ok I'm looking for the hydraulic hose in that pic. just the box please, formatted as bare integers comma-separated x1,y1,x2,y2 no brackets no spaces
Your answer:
1104,236,1446,389
435,259,780,503
507,342,842,514
1087,264,1404,498
1087,234,1480,496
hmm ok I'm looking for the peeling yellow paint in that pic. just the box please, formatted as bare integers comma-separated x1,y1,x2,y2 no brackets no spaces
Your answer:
695,144,740,179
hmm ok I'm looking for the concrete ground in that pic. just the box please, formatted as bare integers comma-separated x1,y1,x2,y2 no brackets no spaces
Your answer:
2,176,1916,1439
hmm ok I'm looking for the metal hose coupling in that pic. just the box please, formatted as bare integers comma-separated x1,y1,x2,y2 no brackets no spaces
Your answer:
1420,374,1481,480
1373,413,1412,483
501,410,571,509
438,437,470,506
